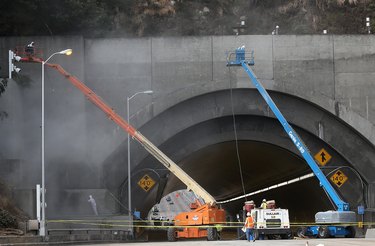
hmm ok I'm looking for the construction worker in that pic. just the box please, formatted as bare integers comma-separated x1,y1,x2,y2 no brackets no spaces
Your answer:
236,214,242,238
25,41,34,56
260,199,267,209
244,212,255,242
88,195,98,215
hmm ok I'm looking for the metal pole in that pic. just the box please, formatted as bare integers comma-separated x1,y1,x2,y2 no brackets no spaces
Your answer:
9,50,12,79
127,96,132,233
36,184,41,222
37,49,71,237
126,90,152,237
40,61,46,237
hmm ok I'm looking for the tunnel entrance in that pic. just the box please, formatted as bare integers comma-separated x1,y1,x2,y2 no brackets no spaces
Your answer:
109,89,370,224
161,140,333,223
129,127,363,224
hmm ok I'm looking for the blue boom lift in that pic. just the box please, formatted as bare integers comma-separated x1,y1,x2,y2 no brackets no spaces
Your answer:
227,47,356,238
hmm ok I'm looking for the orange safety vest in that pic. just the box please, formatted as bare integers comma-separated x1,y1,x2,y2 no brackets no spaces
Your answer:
245,216,254,228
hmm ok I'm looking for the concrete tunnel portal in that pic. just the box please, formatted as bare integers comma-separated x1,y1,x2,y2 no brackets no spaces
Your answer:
104,88,371,224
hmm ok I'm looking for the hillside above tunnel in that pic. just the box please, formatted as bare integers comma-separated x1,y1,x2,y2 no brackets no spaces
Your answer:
1,0,374,37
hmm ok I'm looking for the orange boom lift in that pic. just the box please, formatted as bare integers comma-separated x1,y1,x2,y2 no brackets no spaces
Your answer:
17,50,225,241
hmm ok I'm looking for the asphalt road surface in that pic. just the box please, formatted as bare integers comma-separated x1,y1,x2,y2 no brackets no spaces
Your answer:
82,238,375,246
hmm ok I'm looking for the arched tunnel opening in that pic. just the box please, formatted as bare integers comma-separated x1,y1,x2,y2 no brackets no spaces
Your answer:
107,89,369,226
118,116,365,225
161,140,333,223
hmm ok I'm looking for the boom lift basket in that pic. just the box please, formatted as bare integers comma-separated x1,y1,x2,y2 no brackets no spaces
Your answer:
227,46,254,66
14,46,43,58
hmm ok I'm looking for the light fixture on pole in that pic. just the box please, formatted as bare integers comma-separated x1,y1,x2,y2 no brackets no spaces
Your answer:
40,48,72,237
8,50,21,79
232,17,247,36
126,90,153,234
366,17,371,34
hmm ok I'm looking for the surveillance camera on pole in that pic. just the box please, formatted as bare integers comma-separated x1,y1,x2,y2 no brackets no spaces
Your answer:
8,50,21,79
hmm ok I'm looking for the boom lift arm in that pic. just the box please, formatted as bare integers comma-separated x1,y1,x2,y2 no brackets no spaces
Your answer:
227,47,349,212
19,53,225,241
20,56,216,206
228,47,357,238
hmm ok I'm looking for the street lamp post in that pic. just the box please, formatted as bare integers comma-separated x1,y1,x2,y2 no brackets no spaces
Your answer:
126,90,153,233
40,48,72,237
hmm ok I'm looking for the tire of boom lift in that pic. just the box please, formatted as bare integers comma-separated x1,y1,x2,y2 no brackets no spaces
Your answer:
345,226,356,238
207,227,218,241
167,227,177,242
318,226,329,238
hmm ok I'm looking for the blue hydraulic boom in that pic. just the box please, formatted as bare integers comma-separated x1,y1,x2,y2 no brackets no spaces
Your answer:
227,47,356,238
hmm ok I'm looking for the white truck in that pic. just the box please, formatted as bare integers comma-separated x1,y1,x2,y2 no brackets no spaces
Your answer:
241,200,291,239
252,208,292,239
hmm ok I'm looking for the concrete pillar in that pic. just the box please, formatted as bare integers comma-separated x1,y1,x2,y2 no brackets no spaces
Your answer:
368,182,375,209
364,182,375,230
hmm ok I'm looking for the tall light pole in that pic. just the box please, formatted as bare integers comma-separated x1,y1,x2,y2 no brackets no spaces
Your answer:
40,48,72,237
126,90,153,228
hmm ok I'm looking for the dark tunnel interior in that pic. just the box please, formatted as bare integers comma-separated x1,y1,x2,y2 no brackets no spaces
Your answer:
135,140,334,223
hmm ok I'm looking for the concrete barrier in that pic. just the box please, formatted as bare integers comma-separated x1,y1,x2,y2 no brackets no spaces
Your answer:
366,228,375,238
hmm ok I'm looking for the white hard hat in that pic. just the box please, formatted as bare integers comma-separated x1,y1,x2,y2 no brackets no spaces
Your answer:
263,199,266,202
247,212,251,216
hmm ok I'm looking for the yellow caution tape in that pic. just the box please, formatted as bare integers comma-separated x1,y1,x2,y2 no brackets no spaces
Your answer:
46,219,375,229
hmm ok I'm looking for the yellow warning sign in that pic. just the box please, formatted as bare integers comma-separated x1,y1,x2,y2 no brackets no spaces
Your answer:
314,148,332,166
330,170,348,188
138,174,155,192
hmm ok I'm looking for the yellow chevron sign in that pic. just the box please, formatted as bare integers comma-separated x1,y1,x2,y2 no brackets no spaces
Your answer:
330,170,348,188
314,148,331,166
138,174,155,192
